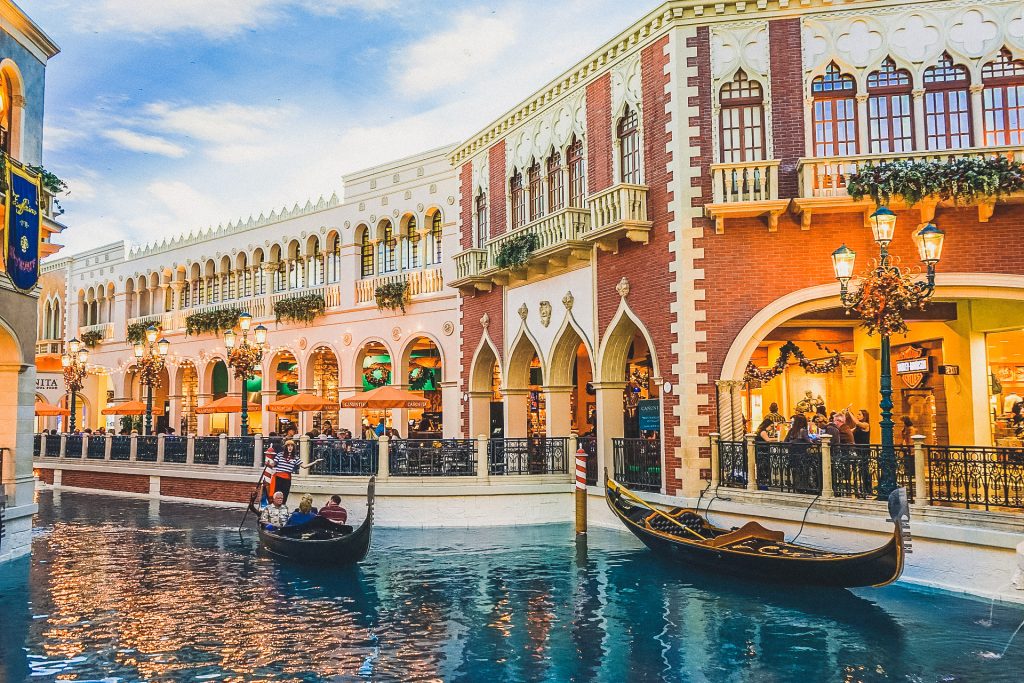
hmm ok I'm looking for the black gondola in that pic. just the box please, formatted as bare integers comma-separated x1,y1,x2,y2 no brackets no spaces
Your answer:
255,478,375,565
606,476,909,588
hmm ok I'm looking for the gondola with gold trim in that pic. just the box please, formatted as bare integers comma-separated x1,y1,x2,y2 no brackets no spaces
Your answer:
606,476,909,588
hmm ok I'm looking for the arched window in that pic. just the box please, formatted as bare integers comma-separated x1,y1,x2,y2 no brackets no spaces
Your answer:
982,48,1024,146
924,52,972,150
528,160,544,221
308,242,322,286
547,152,564,212
0,72,13,156
812,62,858,156
182,281,191,308
719,70,765,162
567,137,586,207
510,170,526,229
430,211,443,264
617,106,641,184
326,235,341,283
378,222,397,273
360,230,374,278
475,193,488,247
867,58,914,153
403,216,420,270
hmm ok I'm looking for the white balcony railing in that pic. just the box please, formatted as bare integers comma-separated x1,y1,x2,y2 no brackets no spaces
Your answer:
487,207,590,265
454,248,488,280
710,160,781,203
355,268,444,304
36,339,64,355
78,322,114,342
585,183,652,249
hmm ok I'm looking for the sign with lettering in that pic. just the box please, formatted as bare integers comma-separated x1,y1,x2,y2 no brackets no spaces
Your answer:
939,364,959,376
3,163,42,292
35,377,59,391
896,358,930,374
895,346,931,389
638,399,660,433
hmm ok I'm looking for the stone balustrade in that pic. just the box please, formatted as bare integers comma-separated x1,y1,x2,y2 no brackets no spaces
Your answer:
354,268,444,305
710,159,781,203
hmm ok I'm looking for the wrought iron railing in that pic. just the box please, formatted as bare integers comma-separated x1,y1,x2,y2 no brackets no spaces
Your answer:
136,436,159,462
44,436,61,457
33,434,41,458
612,438,661,493
754,442,822,495
110,436,131,461
313,439,378,476
830,444,915,502
86,436,106,459
193,437,220,465
390,439,477,476
578,436,597,486
926,445,1024,511
489,437,569,475
226,437,255,467
64,435,82,459
718,440,748,488
163,436,188,464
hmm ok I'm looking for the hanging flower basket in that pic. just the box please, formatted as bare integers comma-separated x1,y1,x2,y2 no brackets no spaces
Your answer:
185,307,242,336
375,281,410,313
80,329,104,348
127,321,161,345
494,232,540,269
845,155,1024,207
274,293,326,325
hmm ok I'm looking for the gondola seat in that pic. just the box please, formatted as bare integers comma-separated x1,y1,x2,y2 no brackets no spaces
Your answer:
705,521,784,548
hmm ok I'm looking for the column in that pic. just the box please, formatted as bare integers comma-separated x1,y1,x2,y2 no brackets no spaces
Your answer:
440,380,460,438
503,388,530,438
467,390,492,439
197,393,212,435
911,89,926,151
593,381,627,485
261,387,276,435
169,281,184,311
715,380,734,441
337,385,361,435
856,93,870,154
544,385,573,437
969,84,985,147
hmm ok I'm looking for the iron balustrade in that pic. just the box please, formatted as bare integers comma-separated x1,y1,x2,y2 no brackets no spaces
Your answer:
193,437,220,465
110,436,131,461
314,439,378,476
718,440,748,488
578,436,598,486
489,437,569,475
226,437,255,467
612,438,661,493
86,436,106,459
390,439,477,476
163,436,188,464
754,442,822,495
44,436,61,457
830,444,915,502
64,435,82,459
926,445,1024,511
136,436,159,462
33,434,41,458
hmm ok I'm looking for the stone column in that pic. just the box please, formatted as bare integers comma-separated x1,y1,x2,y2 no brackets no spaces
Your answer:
715,380,734,441
856,93,870,154
543,385,573,437
911,89,926,151
969,84,985,147
709,432,720,489
912,434,927,503
592,381,627,487
745,433,757,491
467,390,492,440
503,388,530,438
440,380,460,438
820,433,833,497
261,388,276,435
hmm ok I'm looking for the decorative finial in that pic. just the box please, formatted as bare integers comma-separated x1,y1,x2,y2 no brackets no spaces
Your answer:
616,277,630,299
518,303,528,321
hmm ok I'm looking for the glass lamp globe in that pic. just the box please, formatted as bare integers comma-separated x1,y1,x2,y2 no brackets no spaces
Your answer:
914,223,945,265
68,338,81,354
158,338,170,356
831,244,857,284
239,313,252,331
869,206,897,246
224,329,236,349
146,325,158,344
254,325,268,345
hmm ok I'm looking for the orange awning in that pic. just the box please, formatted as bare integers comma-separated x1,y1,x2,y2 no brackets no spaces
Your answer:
196,395,260,414
265,393,340,413
36,354,63,373
35,400,70,416
340,385,429,409
101,400,165,416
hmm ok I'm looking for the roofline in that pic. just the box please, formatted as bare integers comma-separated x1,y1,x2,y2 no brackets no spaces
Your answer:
342,143,458,181
3,0,60,60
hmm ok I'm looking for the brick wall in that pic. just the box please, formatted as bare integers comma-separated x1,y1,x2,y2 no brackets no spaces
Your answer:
62,469,150,494
459,287,505,434
586,73,613,194
489,140,507,237
459,162,473,250
160,476,252,503
36,468,53,484
768,18,805,198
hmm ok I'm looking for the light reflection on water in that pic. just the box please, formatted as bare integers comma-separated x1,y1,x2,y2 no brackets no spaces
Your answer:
0,491,1022,682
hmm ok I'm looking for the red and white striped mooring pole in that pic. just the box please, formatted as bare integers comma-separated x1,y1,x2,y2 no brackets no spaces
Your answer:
575,446,587,535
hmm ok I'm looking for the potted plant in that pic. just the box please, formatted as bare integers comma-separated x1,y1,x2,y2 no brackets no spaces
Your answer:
375,281,410,313
494,232,540,269
80,329,104,348
185,307,242,336
274,293,326,325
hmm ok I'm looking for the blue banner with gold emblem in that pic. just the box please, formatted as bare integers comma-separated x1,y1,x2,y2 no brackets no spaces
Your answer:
4,163,42,292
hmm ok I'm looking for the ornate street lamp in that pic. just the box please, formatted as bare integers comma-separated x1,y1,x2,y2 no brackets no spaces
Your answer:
832,206,944,499
134,325,170,435
61,338,89,432
224,313,267,436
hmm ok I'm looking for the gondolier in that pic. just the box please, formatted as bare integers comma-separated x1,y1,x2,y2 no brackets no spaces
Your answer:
269,439,300,503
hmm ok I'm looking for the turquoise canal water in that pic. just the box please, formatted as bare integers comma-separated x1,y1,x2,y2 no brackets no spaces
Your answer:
1,491,1023,682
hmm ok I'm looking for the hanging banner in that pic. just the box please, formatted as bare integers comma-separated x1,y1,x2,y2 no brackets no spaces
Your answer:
4,163,42,292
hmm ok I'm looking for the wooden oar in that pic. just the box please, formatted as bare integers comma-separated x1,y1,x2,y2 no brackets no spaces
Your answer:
613,480,706,541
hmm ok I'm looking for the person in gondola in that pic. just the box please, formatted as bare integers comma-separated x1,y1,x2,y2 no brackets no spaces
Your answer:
286,494,317,527
269,440,300,503
260,491,290,528
318,494,348,524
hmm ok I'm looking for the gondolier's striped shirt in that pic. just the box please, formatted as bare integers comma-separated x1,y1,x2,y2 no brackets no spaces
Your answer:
274,455,299,475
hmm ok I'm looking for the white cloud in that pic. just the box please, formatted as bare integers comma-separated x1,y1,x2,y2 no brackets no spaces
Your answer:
102,128,188,158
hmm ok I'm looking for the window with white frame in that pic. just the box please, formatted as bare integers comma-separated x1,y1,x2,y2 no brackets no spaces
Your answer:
719,70,765,162
982,48,1024,147
812,62,858,156
924,52,972,150
567,137,586,207
867,57,914,154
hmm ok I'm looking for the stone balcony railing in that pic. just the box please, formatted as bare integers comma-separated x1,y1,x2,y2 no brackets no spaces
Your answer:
78,322,115,343
585,183,653,251
710,159,781,204
36,339,64,355
355,267,444,305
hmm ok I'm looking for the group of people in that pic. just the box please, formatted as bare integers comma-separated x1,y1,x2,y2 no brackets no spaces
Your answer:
257,439,348,529
259,491,349,529
754,399,921,447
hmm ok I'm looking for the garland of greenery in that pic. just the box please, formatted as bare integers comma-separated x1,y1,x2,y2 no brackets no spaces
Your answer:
363,363,391,387
845,258,931,338
127,321,160,345
274,293,326,325
185,307,242,336
409,366,434,391
845,155,1024,207
375,281,409,313
81,330,104,348
494,232,540,269
744,341,842,383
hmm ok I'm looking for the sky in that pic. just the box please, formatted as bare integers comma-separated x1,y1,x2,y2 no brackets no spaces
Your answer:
19,0,660,257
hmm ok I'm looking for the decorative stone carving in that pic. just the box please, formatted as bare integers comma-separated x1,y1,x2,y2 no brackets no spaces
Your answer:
359,202,365,211
562,291,574,311
539,301,552,328
442,321,455,336
710,21,773,160
616,277,630,299
342,333,352,346
447,196,455,205
393,209,400,218
391,326,402,341
610,53,642,117
507,89,586,174
297,337,307,350
416,203,424,212
344,221,351,229
518,303,528,321
480,313,490,329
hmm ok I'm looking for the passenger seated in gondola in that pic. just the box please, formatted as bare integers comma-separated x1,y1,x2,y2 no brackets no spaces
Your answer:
285,494,318,526
260,491,290,528
318,495,348,524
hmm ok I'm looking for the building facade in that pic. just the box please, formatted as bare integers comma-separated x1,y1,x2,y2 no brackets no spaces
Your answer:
0,0,61,563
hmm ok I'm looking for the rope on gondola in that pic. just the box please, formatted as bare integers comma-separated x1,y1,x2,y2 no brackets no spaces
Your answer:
615,482,707,541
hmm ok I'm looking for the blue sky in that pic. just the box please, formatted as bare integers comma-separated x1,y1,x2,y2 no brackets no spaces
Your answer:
20,0,659,256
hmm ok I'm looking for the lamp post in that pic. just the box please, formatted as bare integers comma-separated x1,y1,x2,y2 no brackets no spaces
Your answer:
133,325,170,436
831,206,945,499
224,313,267,436
61,339,89,432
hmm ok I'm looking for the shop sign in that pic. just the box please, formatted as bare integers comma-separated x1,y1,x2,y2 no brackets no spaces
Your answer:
36,377,59,390
939,365,959,376
895,346,931,389
638,399,660,432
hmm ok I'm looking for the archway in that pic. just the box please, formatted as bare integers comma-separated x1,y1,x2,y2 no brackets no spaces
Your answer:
506,331,544,438
307,346,339,435
548,321,595,439
468,340,503,438
0,320,26,521
268,350,299,435
176,361,199,435
354,340,392,435
400,336,443,437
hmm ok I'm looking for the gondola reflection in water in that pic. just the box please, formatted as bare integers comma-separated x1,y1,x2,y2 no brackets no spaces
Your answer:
252,478,375,565
605,475,910,588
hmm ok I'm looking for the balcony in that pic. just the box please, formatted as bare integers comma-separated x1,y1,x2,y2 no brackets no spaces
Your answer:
35,339,64,355
78,322,115,344
585,183,652,252
355,268,444,305
703,160,789,233
794,145,1024,228
450,207,591,293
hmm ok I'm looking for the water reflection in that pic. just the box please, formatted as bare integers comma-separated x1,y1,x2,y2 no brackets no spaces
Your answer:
0,491,1021,682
